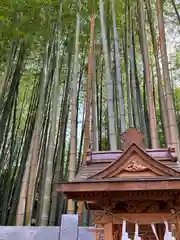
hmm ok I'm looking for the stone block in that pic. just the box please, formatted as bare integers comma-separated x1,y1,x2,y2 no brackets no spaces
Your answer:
59,214,78,240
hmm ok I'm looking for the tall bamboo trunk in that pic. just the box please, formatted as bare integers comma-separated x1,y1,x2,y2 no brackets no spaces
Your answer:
15,42,47,226
91,51,99,151
24,42,49,225
125,0,133,128
49,39,72,226
129,8,140,130
145,0,170,146
78,10,95,226
138,0,159,148
67,11,80,214
111,0,126,133
99,0,117,150
40,4,62,226
156,0,180,156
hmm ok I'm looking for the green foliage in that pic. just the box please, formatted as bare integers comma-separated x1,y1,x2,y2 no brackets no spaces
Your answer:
176,50,180,68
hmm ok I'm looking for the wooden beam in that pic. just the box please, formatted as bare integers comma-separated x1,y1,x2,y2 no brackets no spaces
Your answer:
66,194,175,201
56,179,180,193
93,213,176,225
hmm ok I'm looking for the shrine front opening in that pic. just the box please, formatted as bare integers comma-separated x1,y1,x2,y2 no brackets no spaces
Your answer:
77,190,179,240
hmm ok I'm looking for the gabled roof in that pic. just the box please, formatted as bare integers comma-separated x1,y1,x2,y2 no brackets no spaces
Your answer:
88,143,180,179
75,144,180,181
56,128,180,197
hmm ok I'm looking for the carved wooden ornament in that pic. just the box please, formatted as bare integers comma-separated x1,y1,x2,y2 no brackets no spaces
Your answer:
125,200,160,213
124,156,147,172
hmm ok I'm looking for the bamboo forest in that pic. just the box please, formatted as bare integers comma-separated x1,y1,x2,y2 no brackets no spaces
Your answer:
0,0,180,227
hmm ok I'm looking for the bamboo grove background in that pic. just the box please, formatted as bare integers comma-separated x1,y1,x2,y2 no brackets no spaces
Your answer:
0,0,180,227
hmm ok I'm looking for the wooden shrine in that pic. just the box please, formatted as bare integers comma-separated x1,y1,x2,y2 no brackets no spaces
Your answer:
56,128,180,240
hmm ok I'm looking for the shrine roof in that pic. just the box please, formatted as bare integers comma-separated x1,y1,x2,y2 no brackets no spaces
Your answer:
56,128,180,195
86,148,176,163
75,128,179,181
75,143,179,181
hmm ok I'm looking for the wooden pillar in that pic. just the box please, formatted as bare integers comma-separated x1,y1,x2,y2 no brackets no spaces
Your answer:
67,199,74,214
77,201,83,225
104,222,113,240
176,216,180,240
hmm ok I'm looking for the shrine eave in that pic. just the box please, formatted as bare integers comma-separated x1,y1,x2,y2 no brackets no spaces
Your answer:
56,176,180,195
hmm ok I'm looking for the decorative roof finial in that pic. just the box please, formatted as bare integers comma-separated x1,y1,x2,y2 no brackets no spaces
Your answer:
121,128,145,150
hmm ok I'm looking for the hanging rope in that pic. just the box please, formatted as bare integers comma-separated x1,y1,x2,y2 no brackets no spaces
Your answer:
94,209,177,239
164,221,173,240
122,220,129,240
151,223,159,240
134,223,141,240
